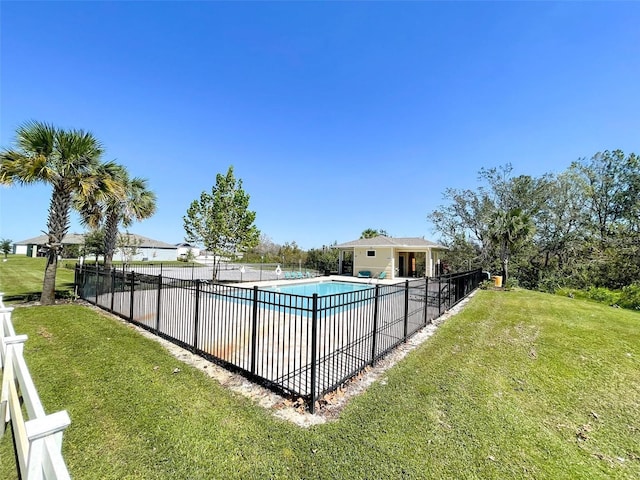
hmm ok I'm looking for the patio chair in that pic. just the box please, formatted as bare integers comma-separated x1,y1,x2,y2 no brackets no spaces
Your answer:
378,271,387,279
284,271,292,280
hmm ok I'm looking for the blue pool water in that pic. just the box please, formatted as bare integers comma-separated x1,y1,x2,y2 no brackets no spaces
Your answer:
264,281,373,297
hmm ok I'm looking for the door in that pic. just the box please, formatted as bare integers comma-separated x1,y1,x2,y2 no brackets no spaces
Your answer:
398,255,405,277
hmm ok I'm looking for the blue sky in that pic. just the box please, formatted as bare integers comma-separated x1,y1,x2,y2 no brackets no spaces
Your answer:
1,1,639,250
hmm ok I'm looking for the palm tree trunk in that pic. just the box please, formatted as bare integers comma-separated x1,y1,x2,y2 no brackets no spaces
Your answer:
41,250,59,305
103,211,119,270
41,185,72,305
500,241,509,285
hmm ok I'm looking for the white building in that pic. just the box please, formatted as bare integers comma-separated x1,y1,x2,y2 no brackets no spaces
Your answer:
13,233,179,261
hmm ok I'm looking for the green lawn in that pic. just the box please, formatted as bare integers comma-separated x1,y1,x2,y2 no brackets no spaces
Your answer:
0,255,76,302
0,266,639,478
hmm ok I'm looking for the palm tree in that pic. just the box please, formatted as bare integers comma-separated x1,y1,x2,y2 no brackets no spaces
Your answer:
488,208,534,284
77,164,156,270
1,121,108,304
104,171,156,269
360,228,389,239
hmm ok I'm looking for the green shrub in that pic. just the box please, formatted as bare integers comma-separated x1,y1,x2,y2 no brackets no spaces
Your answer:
537,273,565,294
587,287,620,305
619,282,640,310
504,277,520,290
585,286,621,305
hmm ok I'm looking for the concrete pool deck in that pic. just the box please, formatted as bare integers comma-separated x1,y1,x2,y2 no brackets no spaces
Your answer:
236,274,400,289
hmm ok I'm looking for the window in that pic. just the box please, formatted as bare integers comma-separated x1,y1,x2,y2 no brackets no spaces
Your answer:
366,250,376,257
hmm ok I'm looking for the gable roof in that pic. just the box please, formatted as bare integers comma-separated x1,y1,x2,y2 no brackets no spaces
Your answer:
334,235,447,249
15,233,87,246
15,233,177,249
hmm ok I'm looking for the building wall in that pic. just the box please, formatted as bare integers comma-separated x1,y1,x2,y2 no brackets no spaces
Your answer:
430,249,446,276
177,246,201,258
353,246,393,277
112,247,178,262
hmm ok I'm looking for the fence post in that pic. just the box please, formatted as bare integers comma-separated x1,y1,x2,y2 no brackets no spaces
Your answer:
110,268,115,313
423,277,429,325
438,276,443,316
309,293,318,414
371,284,380,364
403,280,409,341
193,280,200,351
250,286,259,375
95,266,99,305
129,271,135,321
448,274,452,309
156,274,162,334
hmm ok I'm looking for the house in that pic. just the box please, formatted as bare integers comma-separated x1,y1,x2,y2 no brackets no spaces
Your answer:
175,242,201,259
13,233,179,261
333,235,448,280
114,234,179,262
13,233,86,257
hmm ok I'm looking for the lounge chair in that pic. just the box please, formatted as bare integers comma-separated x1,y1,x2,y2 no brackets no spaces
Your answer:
296,271,304,279
284,271,292,280
378,271,387,279
357,271,372,278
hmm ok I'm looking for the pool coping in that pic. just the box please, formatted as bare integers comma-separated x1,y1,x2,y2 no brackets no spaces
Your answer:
234,274,398,290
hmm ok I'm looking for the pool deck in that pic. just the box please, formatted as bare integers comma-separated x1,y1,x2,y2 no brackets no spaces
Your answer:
236,274,399,289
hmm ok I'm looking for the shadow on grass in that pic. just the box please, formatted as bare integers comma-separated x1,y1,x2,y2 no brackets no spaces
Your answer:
3,285,75,304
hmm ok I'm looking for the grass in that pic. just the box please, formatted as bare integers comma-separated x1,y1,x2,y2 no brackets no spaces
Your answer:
0,258,639,478
0,255,75,302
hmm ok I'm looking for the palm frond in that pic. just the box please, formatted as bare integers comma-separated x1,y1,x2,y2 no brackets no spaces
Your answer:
15,120,56,157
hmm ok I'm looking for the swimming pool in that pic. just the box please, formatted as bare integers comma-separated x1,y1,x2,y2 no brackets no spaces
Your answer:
264,280,373,297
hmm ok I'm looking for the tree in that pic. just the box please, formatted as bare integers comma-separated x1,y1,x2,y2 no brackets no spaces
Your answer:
440,234,483,272
360,228,389,239
569,150,640,287
429,164,546,283
243,234,281,263
102,168,155,269
83,229,106,262
570,150,639,245
305,244,339,273
183,166,260,281
0,121,108,304
278,241,306,267
0,238,11,259
488,208,534,284
75,163,156,270
118,231,142,265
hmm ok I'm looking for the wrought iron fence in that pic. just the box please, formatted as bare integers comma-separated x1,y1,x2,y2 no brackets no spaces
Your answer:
75,266,483,412
68,261,323,283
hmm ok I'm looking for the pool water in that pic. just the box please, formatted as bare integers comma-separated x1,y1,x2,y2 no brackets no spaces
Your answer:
264,280,372,297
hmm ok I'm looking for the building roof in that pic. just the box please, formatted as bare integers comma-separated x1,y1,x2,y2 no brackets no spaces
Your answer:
15,233,87,246
15,233,177,249
334,235,447,250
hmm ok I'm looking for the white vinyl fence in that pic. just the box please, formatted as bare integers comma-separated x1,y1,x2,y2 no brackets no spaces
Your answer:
0,293,71,480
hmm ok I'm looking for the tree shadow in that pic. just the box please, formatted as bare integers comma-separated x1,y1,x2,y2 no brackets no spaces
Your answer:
3,284,75,304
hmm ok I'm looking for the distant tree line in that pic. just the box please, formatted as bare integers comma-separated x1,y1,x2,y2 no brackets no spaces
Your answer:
429,150,640,292
241,236,340,274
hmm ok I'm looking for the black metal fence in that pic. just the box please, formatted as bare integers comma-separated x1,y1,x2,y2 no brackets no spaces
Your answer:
68,261,322,283
75,266,483,412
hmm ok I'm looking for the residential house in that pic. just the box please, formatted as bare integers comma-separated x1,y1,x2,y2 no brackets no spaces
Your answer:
333,235,448,280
